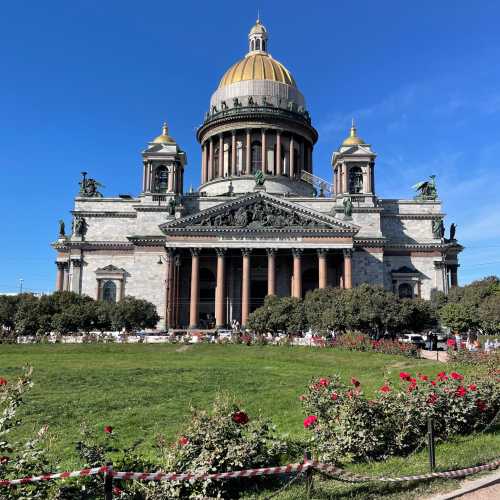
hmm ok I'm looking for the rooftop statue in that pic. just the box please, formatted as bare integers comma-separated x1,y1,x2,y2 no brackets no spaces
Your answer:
432,218,445,239
58,219,66,238
343,196,353,218
413,174,437,200
168,198,176,216
79,171,103,198
449,222,457,241
74,216,88,238
255,170,265,186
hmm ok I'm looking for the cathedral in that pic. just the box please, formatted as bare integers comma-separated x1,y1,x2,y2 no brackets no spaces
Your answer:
52,20,462,330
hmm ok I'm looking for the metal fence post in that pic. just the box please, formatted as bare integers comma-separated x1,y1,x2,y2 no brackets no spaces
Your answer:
104,461,113,500
428,418,436,471
304,451,314,499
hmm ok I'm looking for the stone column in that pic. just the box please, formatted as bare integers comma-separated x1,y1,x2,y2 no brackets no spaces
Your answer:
261,128,267,173
276,130,282,175
167,164,174,192
366,165,372,193
246,129,251,174
208,138,214,181
70,258,82,294
201,143,207,184
219,134,224,178
343,164,349,193
450,265,459,288
189,248,201,328
317,249,328,289
173,255,181,328
215,248,226,328
231,131,236,176
308,144,313,174
55,262,65,292
300,141,305,176
289,135,295,178
266,248,277,296
165,250,175,328
63,264,70,291
241,248,252,327
343,249,353,289
292,248,302,298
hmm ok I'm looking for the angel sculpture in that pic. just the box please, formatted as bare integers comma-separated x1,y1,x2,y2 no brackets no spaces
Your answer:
413,174,437,199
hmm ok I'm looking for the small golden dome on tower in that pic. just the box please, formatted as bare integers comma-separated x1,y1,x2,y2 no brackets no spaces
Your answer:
250,18,267,35
152,122,175,144
342,119,365,146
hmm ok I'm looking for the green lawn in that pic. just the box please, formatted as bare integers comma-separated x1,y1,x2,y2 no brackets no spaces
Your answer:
0,344,498,498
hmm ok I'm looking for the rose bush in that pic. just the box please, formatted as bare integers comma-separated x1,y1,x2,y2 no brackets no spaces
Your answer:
301,370,500,463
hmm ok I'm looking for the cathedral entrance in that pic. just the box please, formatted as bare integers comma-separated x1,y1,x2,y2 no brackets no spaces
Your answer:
199,268,215,328
250,279,267,312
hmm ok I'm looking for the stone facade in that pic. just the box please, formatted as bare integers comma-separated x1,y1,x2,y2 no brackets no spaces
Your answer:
52,20,462,330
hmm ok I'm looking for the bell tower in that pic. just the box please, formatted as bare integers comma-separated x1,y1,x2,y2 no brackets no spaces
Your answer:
142,122,187,195
332,120,376,198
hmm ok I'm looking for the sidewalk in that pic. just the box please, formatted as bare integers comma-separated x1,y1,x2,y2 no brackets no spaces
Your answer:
420,350,448,362
425,470,500,499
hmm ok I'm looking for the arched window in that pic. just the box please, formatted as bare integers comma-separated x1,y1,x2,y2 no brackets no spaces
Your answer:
256,39,261,50
349,166,363,194
398,283,413,299
102,280,117,303
251,140,262,173
154,165,168,192
213,147,220,178
262,40,266,51
251,40,255,51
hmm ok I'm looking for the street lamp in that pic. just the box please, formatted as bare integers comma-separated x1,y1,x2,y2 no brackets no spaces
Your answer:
19,278,24,294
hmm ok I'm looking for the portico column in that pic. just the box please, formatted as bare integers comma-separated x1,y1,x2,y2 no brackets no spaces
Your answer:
201,143,207,184
215,248,226,328
317,249,328,289
63,264,70,291
343,249,353,289
276,130,282,175
245,129,251,174
267,248,277,296
70,258,82,294
173,255,181,328
450,265,459,288
241,248,252,327
165,249,175,328
189,248,201,328
208,138,214,181
55,262,65,292
289,135,295,178
231,131,237,176
292,248,302,298
261,128,267,173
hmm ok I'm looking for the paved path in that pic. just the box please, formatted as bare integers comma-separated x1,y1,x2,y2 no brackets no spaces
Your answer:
425,470,500,499
420,350,448,362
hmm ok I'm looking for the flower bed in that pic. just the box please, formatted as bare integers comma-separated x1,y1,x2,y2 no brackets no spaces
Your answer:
447,348,500,367
300,370,500,463
332,331,419,357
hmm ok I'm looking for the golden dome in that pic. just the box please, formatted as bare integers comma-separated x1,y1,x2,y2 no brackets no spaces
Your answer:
342,119,365,146
218,53,296,88
152,122,175,144
250,19,267,35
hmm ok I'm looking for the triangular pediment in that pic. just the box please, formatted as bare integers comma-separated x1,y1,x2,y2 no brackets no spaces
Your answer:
160,192,359,235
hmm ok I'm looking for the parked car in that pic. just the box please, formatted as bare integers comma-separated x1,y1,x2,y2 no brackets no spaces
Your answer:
398,334,426,349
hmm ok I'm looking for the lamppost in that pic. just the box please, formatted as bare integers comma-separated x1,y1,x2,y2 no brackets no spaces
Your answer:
19,278,23,294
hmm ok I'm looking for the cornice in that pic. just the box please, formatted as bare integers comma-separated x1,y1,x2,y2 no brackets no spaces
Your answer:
127,236,166,246
381,213,446,220
71,211,137,218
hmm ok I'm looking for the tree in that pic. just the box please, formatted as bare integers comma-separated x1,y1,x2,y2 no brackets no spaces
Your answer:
247,295,305,334
478,294,500,335
439,302,476,333
14,294,41,336
0,295,19,333
304,287,350,334
51,305,82,335
111,296,160,332
399,298,438,333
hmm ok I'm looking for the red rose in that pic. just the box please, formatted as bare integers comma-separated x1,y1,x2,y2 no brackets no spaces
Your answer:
178,436,189,446
468,384,477,391
303,415,318,428
437,372,448,381
0,378,7,386
380,385,391,393
419,374,429,381
451,372,463,380
299,394,306,401
0,456,9,464
456,386,467,397
104,426,113,434
331,392,338,400
318,377,330,387
476,399,487,412
431,381,436,386
113,486,123,496
351,377,360,387
232,411,249,425
427,393,438,405
399,372,411,381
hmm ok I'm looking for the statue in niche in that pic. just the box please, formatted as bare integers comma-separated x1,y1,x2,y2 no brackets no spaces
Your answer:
432,219,445,239
227,181,234,196
168,198,176,216
79,171,103,197
233,97,241,108
248,96,255,106
74,216,88,237
254,170,265,186
449,223,457,241
58,219,66,238
343,196,353,218
413,174,438,199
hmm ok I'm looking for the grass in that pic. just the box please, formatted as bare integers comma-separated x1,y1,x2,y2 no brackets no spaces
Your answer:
0,343,498,498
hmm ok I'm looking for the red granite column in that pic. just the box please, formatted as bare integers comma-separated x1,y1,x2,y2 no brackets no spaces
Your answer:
261,128,267,173
215,248,226,328
343,249,353,289
55,262,65,292
267,248,276,296
317,249,328,289
245,129,251,174
241,249,252,327
276,130,282,175
165,249,174,328
292,248,302,298
189,248,201,329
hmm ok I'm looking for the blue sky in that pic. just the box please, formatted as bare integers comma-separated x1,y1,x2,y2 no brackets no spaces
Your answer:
1,1,499,293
